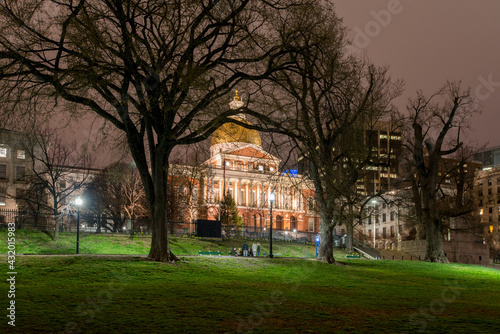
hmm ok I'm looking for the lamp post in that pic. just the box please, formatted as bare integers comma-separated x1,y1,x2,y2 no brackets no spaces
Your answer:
269,192,275,258
75,197,83,254
293,228,297,241
371,199,377,249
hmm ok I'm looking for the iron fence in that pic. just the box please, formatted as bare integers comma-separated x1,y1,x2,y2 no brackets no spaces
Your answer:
1,208,322,242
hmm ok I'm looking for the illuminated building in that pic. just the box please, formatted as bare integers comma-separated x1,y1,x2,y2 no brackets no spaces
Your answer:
197,92,321,240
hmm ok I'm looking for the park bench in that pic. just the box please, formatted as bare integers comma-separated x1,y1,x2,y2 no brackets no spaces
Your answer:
345,254,361,259
198,251,222,256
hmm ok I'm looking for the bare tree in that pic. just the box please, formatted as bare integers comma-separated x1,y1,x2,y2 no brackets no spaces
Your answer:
251,2,402,263
84,161,148,232
20,128,92,241
0,0,302,261
403,82,479,262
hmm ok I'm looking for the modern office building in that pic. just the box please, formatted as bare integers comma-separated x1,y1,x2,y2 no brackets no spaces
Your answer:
475,146,500,170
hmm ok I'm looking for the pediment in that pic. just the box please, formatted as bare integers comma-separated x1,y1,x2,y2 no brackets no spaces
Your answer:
227,146,274,160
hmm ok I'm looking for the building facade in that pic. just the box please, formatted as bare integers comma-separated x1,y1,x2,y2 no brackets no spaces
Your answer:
0,129,36,211
475,167,500,257
360,122,402,195
475,146,500,169
197,93,321,240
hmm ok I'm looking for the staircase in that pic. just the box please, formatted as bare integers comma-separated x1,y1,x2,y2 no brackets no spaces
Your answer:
353,239,380,260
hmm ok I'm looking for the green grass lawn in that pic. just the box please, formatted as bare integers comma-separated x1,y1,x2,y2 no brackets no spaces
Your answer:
1,255,499,333
0,229,331,258
1,230,499,333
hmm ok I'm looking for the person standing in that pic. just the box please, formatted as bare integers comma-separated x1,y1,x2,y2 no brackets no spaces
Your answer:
252,242,258,257
242,243,249,257
257,243,261,257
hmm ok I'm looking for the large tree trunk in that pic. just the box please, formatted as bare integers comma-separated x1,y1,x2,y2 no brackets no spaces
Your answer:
423,189,449,263
424,219,448,263
52,202,59,241
142,144,179,262
53,215,59,242
345,222,354,252
148,178,178,262
317,219,335,264
148,202,177,262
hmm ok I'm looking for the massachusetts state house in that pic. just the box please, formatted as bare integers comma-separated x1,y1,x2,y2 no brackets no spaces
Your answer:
196,92,321,240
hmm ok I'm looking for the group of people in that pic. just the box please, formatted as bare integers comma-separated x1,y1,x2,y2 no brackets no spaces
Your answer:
232,242,261,257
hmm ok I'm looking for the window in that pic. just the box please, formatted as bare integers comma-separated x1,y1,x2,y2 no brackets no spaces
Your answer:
382,227,387,238
382,213,386,222
0,148,6,158
258,165,264,171
390,211,395,221
17,150,25,159
16,166,25,181
308,218,314,232
489,188,492,195
0,165,6,179
239,189,245,206
489,207,493,214
489,225,494,233
488,179,492,186
390,226,395,238
307,197,315,211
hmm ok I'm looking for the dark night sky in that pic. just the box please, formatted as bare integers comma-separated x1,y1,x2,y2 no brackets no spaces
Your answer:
334,0,500,148
70,1,500,166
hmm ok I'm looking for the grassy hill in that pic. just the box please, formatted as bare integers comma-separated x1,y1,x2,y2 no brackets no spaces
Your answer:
1,254,499,333
0,229,341,258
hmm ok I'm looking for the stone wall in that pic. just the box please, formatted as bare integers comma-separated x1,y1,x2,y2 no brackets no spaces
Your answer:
399,239,490,264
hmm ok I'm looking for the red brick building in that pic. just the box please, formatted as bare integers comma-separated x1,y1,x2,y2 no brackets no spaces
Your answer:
196,92,321,240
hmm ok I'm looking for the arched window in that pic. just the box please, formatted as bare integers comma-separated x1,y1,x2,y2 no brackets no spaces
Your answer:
290,216,297,230
307,197,315,212
276,215,284,230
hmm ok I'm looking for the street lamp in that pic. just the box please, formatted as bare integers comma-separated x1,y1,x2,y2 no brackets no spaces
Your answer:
371,199,377,249
293,228,297,240
269,192,275,258
75,196,83,254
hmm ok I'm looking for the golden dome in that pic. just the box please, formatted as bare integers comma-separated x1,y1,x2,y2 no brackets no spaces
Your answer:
211,117,261,147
